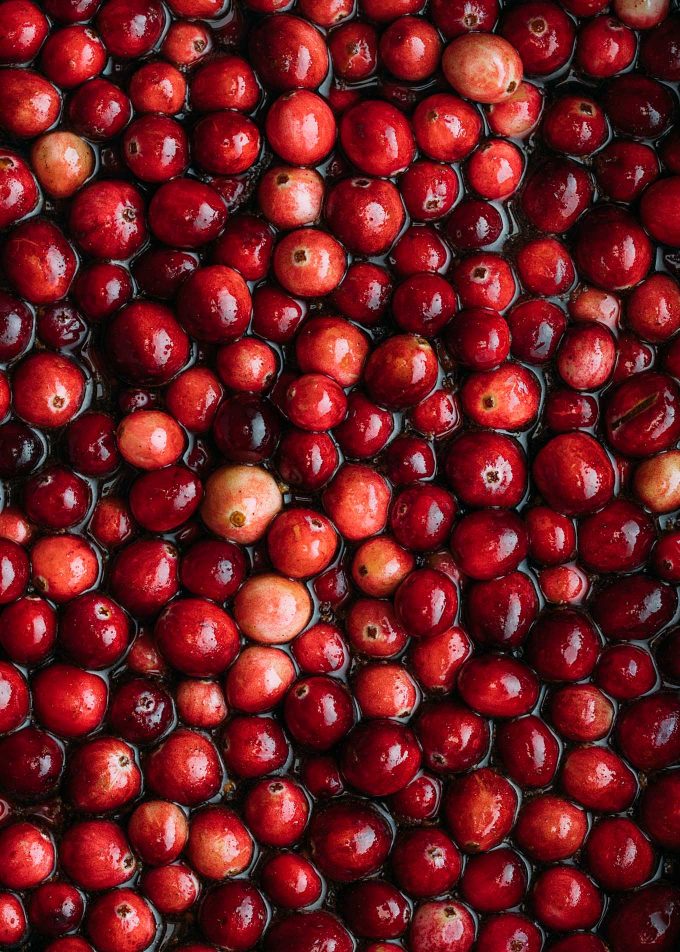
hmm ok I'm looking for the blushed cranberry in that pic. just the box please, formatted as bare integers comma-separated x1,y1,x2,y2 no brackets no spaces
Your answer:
0,822,55,890
549,683,614,742
140,863,198,918
185,805,253,880
462,363,540,431
127,800,188,868
409,900,475,952
234,572,311,644
31,534,99,603
0,150,39,228
201,463,282,545
515,794,587,863
561,745,637,812
3,219,76,306
412,93,482,163
129,60,186,114
347,598,409,659
0,69,61,137
365,334,438,411
89,497,134,550
65,735,134,810
274,228,346,298
444,766,517,854
160,19,213,68
496,715,559,789
85,889,156,952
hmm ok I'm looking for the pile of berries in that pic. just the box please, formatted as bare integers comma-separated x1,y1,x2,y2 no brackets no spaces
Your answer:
0,0,680,949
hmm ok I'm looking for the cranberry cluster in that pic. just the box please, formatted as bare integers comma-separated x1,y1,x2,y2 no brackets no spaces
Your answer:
1,0,680,950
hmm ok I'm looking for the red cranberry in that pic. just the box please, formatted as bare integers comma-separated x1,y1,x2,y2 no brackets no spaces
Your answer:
496,715,559,789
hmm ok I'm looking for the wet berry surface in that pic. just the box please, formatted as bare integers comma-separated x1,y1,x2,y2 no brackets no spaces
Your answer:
0,0,679,951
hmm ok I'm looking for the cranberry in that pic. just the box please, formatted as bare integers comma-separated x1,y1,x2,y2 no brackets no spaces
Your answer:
496,715,560,789
532,866,603,932
606,884,680,952
443,32,523,103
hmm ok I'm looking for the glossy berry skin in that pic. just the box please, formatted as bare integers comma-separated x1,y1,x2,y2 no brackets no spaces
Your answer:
1,3,680,950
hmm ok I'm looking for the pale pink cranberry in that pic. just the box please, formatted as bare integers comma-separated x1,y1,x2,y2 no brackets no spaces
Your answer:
443,32,523,104
30,131,94,198
234,573,312,644
201,464,283,544
186,805,253,879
